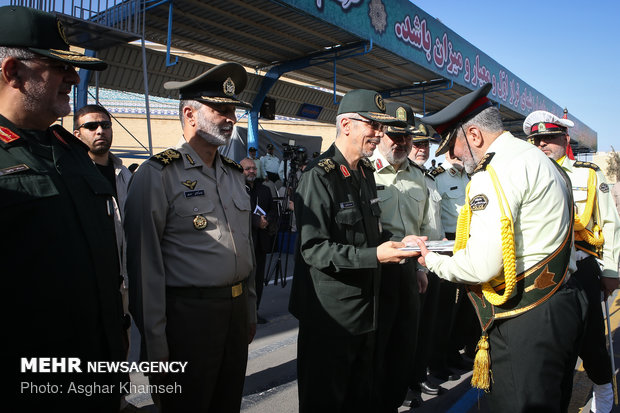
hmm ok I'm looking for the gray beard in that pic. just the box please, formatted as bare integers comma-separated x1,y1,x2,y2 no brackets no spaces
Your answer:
196,115,230,146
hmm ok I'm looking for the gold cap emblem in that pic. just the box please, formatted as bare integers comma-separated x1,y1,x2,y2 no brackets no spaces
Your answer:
396,106,406,121
375,94,385,111
57,20,69,46
193,215,207,230
223,77,235,96
538,122,546,132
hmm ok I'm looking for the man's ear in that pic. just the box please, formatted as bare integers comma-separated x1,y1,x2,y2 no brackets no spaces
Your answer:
1,57,23,87
467,125,485,148
183,105,196,127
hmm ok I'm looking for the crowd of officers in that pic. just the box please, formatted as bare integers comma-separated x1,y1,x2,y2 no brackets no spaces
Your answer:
4,5,620,413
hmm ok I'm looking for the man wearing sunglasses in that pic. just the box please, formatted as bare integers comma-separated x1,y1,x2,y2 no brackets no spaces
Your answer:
0,6,127,412
74,104,133,354
525,110,620,413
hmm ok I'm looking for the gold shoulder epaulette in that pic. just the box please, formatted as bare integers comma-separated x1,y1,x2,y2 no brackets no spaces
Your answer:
430,165,445,177
317,158,336,173
220,155,243,173
472,152,496,175
360,157,375,171
151,149,182,167
573,161,600,171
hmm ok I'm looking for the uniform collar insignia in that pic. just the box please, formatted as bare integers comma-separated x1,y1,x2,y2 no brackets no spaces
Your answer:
340,164,351,178
448,168,456,176
0,126,20,144
375,158,383,170
185,153,196,165
220,154,243,173
182,180,197,190
360,157,375,171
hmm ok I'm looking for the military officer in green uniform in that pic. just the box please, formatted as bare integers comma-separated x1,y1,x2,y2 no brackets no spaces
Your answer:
369,102,430,411
525,110,620,413
0,6,127,412
289,89,421,413
413,84,587,412
124,63,256,413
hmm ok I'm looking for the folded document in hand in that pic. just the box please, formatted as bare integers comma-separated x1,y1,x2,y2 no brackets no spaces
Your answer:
399,240,455,252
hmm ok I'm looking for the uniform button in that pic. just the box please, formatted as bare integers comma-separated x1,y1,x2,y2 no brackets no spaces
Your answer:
193,207,198,212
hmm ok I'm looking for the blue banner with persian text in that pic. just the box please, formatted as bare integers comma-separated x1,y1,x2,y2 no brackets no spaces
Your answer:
280,0,596,150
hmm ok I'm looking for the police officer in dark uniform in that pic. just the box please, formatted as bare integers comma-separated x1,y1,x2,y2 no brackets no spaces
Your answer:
289,89,422,413
1,6,126,412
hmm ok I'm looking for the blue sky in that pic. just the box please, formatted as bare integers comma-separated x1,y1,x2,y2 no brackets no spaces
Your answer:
410,0,620,154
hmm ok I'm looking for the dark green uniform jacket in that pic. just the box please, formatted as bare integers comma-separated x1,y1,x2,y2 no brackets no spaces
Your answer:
1,116,126,409
289,144,388,336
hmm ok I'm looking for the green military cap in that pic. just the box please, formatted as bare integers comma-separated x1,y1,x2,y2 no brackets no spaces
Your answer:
0,6,107,70
164,62,252,109
385,101,416,135
423,83,493,156
411,121,433,143
338,89,406,127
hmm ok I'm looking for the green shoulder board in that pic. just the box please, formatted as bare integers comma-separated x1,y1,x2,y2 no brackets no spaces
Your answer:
430,165,445,177
360,157,375,172
151,149,182,167
220,154,243,173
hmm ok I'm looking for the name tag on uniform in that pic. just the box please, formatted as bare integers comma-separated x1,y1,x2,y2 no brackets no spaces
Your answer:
370,197,380,205
450,186,458,190
184,190,205,198
340,201,355,209
0,163,29,176
376,185,385,190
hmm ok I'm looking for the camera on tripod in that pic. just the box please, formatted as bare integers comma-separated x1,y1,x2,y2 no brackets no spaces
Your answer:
281,140,307,190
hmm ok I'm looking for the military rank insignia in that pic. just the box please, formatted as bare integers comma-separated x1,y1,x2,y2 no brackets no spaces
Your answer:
193,215,207,230
220,155,243,172
360,158,375,171
600,183,609,193
0,126,20,144
152,149,182,166
340,165,350,178
318,159,336,173
472,152,495,175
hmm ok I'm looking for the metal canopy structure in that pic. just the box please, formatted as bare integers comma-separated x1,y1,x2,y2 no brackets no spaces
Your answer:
11,0,597,154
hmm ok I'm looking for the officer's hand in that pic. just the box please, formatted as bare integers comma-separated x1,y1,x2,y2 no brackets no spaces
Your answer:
401,235,428,246
416,238,431,267
376,241,419,264
601,277,619,301
248,323,256,344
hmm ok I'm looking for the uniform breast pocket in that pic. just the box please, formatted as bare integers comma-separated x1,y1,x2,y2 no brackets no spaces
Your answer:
0,173,59,209
174,199,221,239
335,207,365,245
232,192,251,238
406,187,426,216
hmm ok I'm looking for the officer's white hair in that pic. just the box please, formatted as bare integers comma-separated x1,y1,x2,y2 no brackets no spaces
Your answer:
179,99,202,127
0,47,37,65
335,113,357,138
461,106,504,135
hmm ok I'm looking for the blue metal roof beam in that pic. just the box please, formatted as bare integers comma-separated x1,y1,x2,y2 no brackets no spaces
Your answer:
380,79,453,114
247,40,372,155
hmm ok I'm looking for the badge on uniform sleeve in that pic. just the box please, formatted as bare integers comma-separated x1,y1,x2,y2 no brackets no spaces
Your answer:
193,215,207,230
470,194,488,211
599,183,609,193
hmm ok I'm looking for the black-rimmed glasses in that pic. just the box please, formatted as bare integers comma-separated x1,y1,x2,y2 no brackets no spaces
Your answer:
78,121,112,131
349,117,388,132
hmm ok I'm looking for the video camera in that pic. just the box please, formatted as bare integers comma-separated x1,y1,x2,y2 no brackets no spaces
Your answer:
282,140,307,168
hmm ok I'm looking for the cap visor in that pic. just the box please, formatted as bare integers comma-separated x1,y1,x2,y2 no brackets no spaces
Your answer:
197,96,252,110
30,48,108,70
434,129,456,156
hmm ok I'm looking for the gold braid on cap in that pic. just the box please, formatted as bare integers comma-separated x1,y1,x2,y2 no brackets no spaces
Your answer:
454,164,516,392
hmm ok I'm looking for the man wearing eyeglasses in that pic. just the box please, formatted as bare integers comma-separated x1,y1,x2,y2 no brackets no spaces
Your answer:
0,6,127,412
289,89,423,412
